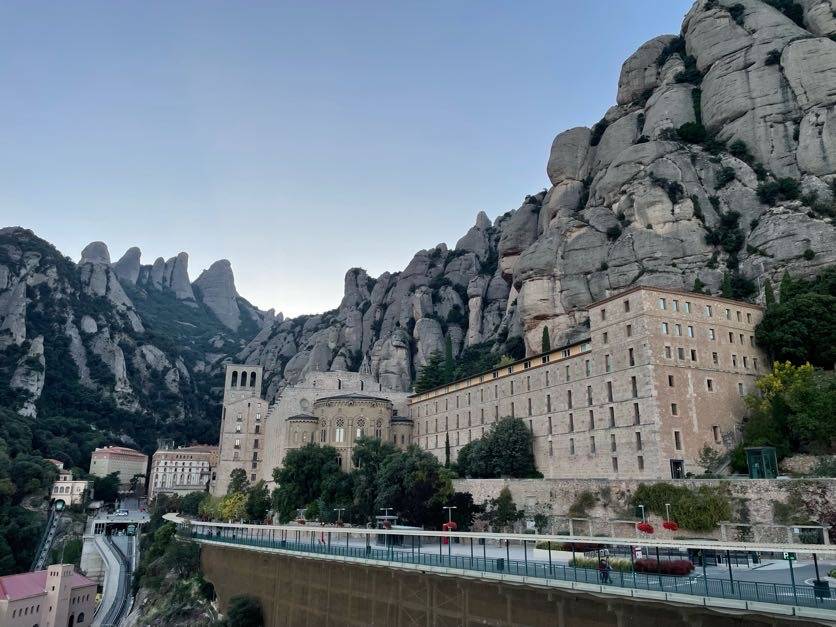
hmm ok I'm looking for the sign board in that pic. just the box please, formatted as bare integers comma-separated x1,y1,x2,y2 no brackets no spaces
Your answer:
783,552,797,561
632,546,643,560
127,524,137,536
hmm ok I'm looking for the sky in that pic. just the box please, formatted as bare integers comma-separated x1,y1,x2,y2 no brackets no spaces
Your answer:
0,1,692,317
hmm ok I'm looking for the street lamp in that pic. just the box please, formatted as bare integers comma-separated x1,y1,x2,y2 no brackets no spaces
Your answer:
638,504,646,522
334,508,345,524
380,507,393,518
443,506,457,524
664,503,671,522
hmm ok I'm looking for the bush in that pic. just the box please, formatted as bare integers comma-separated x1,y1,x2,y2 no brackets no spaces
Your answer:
632,483,731,532
634,558,695,576
227,594,264,627
765,49,782,65
676,121,707,144
757,178,801,204
715,166,736,189
803,248,815,260
729,3,745,25
568,491,598,518
656,36,685,67
590,118,609,147
570,556,633,572
605,225,622,241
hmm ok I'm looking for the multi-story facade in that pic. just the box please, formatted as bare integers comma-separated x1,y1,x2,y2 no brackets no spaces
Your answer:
148,444,219,501
51,468,91,507
212,368,409,496
409,286,766,480
89,446,148,490
0,564,96,627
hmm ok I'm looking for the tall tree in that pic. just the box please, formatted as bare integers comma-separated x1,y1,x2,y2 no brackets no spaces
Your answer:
443,335,454,383
721,272,733,298
227,468,250,495
375,446,452,527
245,480,271,522
350,437,397,523
764,279,776,307
272,444,343,522
485,486,522,532
444,432,451,468
541,327,551,353
456,418,541,479
414,352,446,393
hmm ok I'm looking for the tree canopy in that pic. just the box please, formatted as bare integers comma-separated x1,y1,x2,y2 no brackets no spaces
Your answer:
756,269,836,368
455,417,541,479
271,444,343,522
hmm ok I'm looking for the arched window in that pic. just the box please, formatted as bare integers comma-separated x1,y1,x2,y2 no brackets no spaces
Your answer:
78,611,85,623
239,371,247,387
335,418,345,443
250,371,256,387
230,371,238,387
356,417,365,439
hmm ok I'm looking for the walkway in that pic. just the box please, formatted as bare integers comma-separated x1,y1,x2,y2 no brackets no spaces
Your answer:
181,520,836,618
92,535,132,627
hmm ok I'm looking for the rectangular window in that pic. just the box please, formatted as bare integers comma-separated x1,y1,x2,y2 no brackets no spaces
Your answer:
510,402,515,417
706,378,714,392
684,301,691,314
601,307,607,321
527,398,532,416
661,322,669,335
610,433,617,452
687,325,694,338
624,299,630,312
565,365,570,381
631,376,638,398
526,376,531,391
480,408,485,424
753,357,759,371
545,370,550,386
738,382,744,396
635,431,643,451
637,455,644,471
605,354,611,372
589,409,595,430
671,403,678,416
691,349,697,361
712,425,720,443
712,352,719,365
608,406,615,427
677,347,685,360
587,385,593,406
732,354,737,367
668,374,674,387
729,332,734,343
628,347,635,366
674,431,682,450
705,304,713,317
626,324,632,338
569,438,575,455
495,405,499,419
546,394,551,412
612,457,619,472
510,381,514,395
736,310,741,322
675,324,682,336
568,413,574,432
665,345,672,358
602,332,609,344
743,356,749,369
658,297,666,310
750,335,755,347
549,439,554,457
585,359,591,376
607,381,613,402
567,390,573,409
633,403,640,425
740,333,744,345
673,299,679,312
709,328,715,340
590,435,596,453
725,308,731,320
747,312,752,323
548,416,553,435
253,438,259,449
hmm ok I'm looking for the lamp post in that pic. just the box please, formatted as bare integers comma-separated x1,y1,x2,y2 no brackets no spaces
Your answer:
443,506,457,524
334,508,345,524
664,503,671,523
380,507,393,518
638,504,646,522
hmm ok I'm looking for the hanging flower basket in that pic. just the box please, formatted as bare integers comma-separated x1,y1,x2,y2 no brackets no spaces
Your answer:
662,521,679,531
637,521,655,534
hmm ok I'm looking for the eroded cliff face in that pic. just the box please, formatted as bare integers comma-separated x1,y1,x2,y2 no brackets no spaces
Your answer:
236,0,836,398
1,0,834,418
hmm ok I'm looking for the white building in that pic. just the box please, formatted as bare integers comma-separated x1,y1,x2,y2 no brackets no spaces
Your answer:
148,444,218,501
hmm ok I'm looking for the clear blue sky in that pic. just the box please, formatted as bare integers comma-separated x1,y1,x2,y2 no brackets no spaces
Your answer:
0,1,691,317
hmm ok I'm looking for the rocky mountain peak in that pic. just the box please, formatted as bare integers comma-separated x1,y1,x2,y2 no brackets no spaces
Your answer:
80,241,111,265
112,247,142,284
193,259,241,331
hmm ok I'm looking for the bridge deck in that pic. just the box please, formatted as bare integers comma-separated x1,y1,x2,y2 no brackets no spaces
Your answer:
181,522,836,619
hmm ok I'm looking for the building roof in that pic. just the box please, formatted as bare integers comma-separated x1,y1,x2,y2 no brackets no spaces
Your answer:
92,446,147,459
314,393,392,404
587,283,764,310
286,413,317,421
0,569,95,601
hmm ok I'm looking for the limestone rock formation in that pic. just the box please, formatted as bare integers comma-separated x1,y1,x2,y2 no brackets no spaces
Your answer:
112,247,142,284
10,336,45,417
194,260,242,332
163,252,196,304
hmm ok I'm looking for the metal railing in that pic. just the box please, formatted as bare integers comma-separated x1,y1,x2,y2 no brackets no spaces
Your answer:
183,524,836,613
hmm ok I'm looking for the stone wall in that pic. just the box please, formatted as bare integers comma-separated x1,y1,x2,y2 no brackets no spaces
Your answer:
201,543,818,627
454,477,836,540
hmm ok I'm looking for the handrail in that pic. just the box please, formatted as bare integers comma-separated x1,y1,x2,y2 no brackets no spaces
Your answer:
175,517,836,555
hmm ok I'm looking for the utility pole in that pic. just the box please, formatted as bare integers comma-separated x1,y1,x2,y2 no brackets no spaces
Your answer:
443,506,457,524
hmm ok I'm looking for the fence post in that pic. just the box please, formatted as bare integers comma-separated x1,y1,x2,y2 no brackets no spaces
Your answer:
524,540,529,576
789,558,798,606
726,550,734,596
548,543,552,577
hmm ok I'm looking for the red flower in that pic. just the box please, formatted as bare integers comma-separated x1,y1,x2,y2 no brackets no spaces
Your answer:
637,521,655,534
662,521,679,531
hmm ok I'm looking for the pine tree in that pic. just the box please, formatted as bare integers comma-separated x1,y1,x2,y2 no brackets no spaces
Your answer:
721,272,733,298
779,271,794,303
444,432,451,468
541,326,551,353
692,278,706,294
764,279,776,308
414,352,446,393
443,334,454,383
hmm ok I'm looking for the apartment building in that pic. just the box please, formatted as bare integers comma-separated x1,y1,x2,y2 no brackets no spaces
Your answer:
148,444,219,501
408,286,766,479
